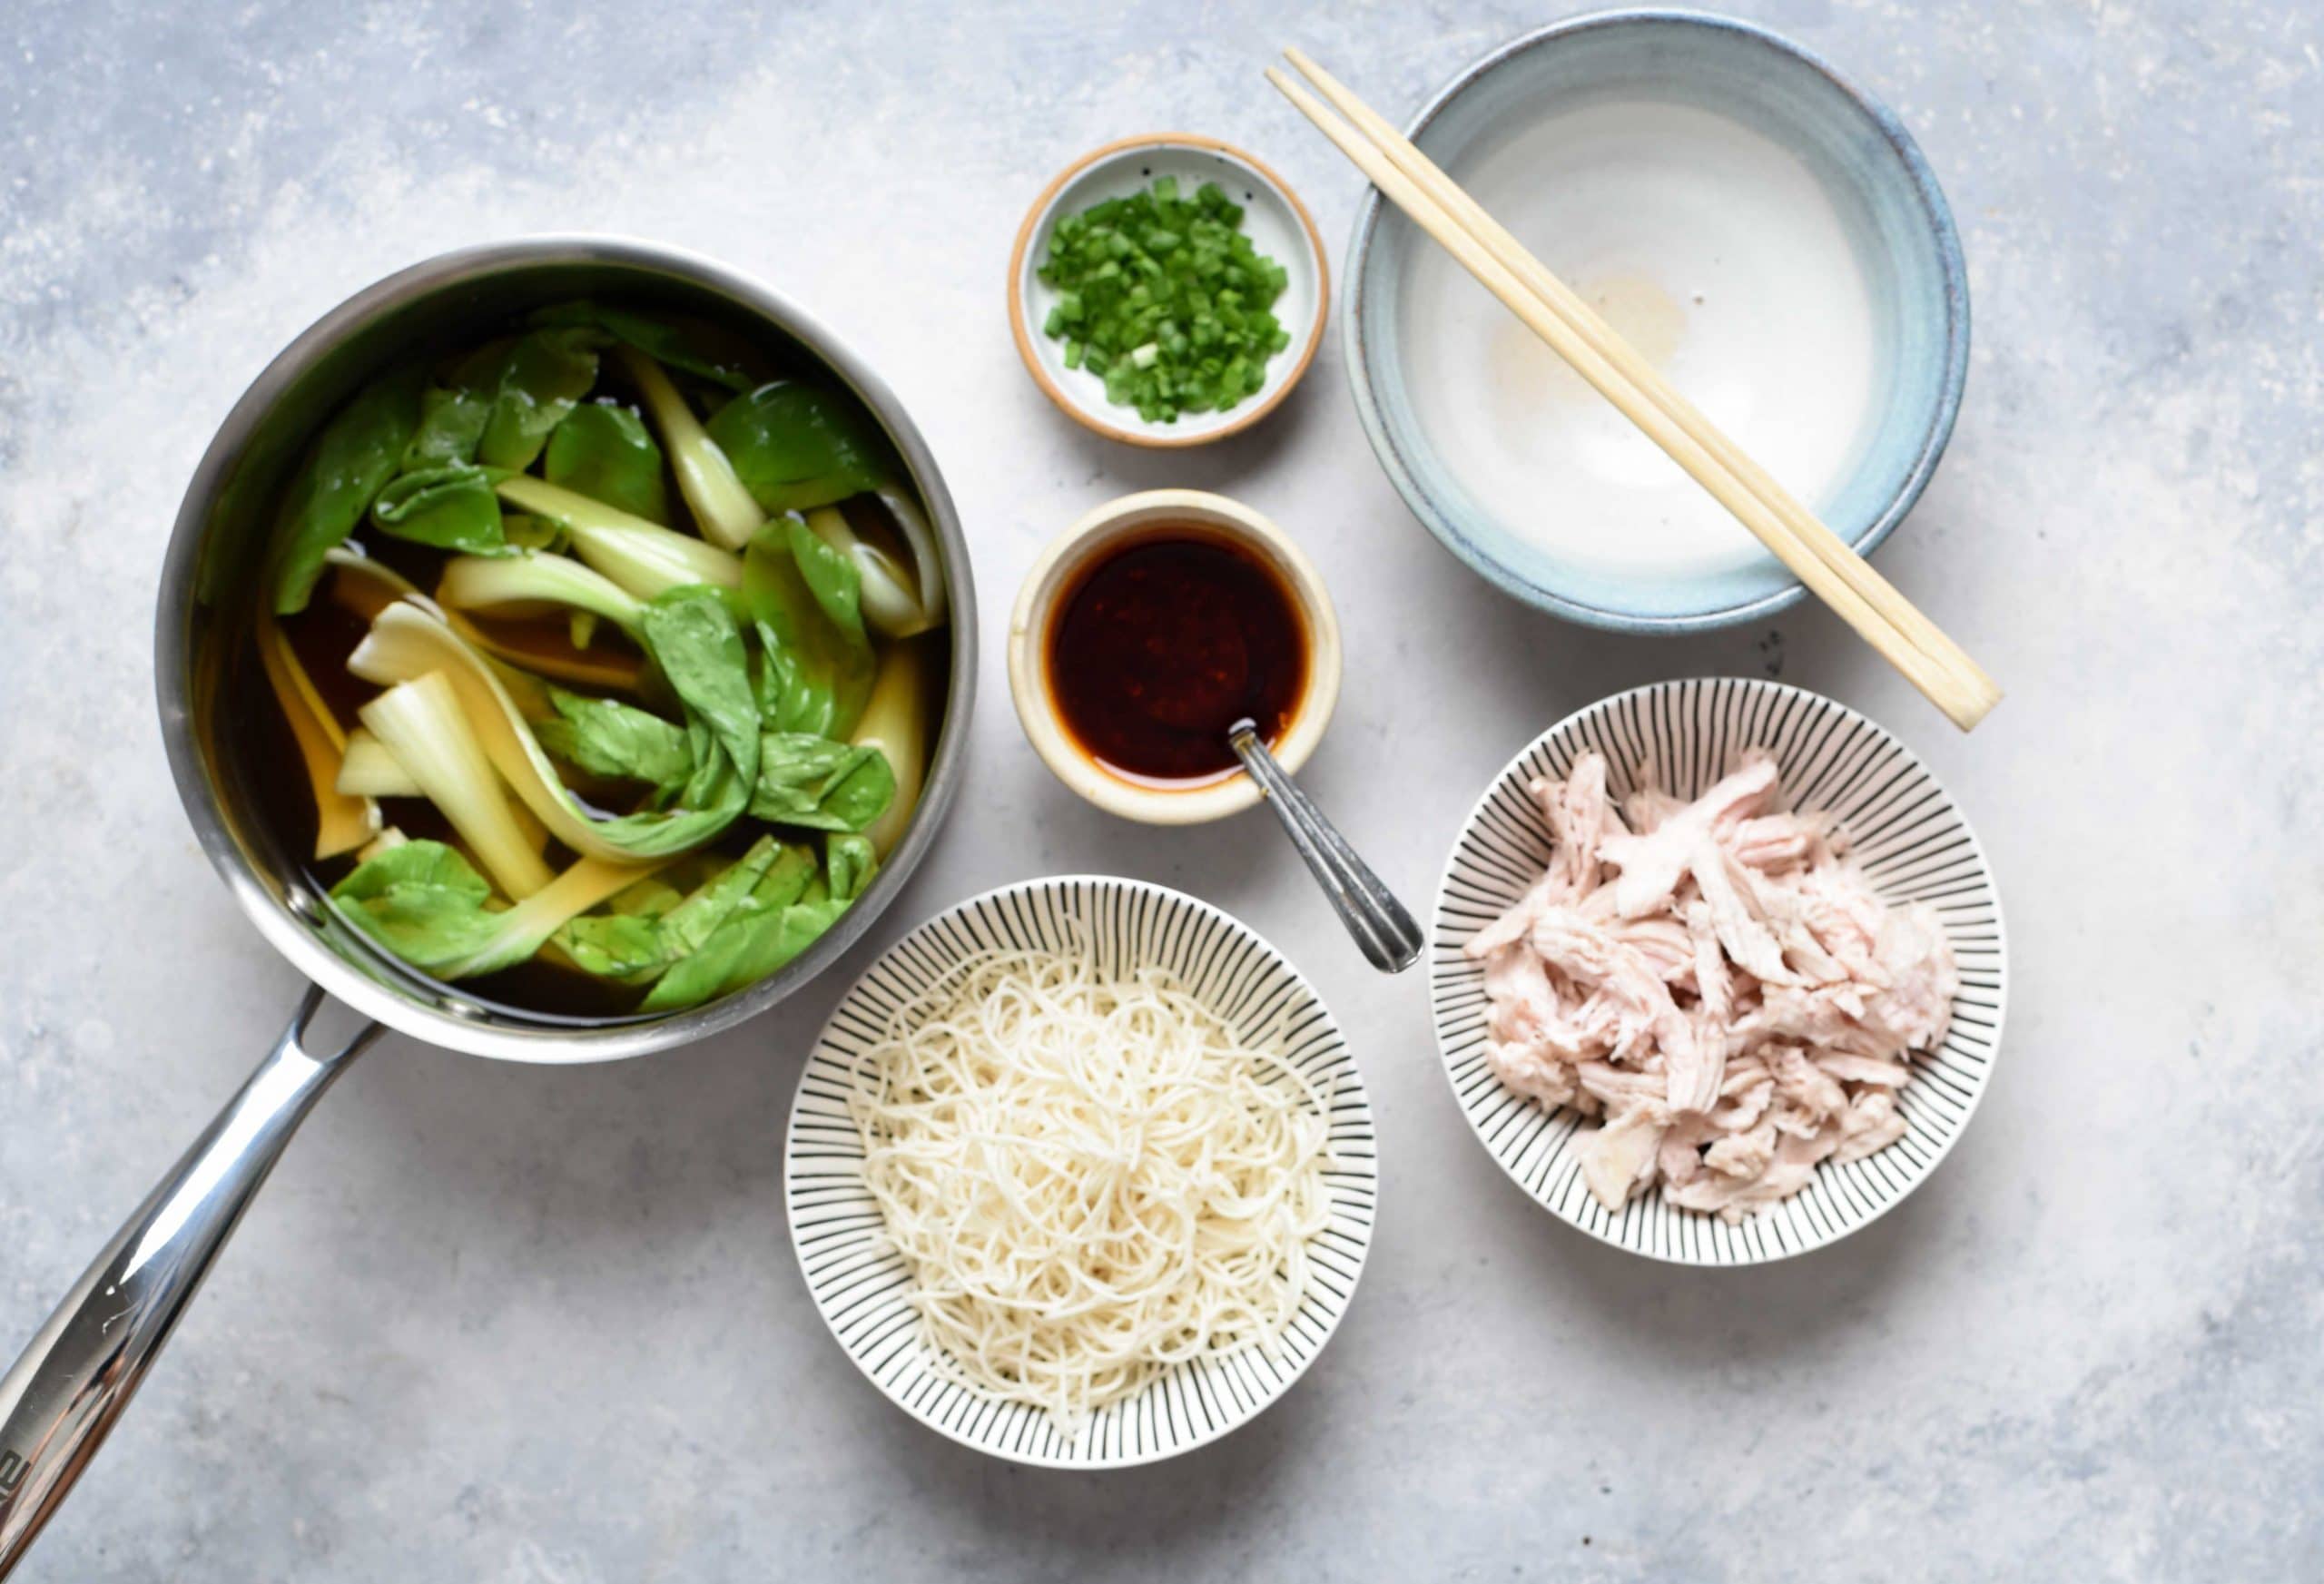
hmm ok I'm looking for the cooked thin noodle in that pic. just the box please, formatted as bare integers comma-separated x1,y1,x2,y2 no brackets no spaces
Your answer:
845,948,1332,1432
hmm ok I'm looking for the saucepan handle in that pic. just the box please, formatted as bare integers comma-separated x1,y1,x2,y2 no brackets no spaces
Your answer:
0,986,377,1576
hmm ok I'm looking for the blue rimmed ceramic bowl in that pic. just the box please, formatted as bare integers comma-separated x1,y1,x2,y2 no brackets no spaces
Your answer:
1345,10,1970,633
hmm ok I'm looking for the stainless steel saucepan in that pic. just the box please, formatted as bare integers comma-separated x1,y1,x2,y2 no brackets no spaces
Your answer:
0,237,979,1574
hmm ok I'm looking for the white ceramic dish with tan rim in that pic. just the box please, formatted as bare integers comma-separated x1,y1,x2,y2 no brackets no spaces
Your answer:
1008,488,1341,824
1009,134,1329,448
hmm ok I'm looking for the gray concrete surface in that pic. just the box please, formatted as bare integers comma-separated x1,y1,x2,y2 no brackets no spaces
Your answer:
1,1,2319,1578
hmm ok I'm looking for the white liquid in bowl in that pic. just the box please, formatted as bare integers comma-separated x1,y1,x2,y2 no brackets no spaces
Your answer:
1399,99,1882,580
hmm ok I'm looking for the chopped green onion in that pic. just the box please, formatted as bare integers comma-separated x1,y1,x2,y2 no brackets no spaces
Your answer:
1033,177,1295,423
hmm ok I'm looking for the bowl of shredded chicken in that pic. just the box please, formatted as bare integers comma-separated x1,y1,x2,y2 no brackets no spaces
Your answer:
1432,680,2004,1262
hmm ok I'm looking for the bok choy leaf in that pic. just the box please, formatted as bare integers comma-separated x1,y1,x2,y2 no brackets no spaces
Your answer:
330,841,670,979
269,362,426,614
402,386,492,471
545,400,668,524
330,841,501,970
535,689,692,795
748,734,893,832
643,585,762,797
370,464,513,556
476,326,608,471
743,515,875,738
553,835,812,984
435,852,674,980
704,381,891,513
638,835,874,1011
551,912,668,979
531,301,756,393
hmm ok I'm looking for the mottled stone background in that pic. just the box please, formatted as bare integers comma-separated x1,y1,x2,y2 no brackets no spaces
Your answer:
1,1,2318,1579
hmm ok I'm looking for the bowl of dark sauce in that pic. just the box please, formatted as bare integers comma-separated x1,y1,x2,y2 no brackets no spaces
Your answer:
1008,489,1341,824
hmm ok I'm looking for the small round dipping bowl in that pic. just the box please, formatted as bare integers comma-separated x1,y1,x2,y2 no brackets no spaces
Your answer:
1007,488,1341,824
1010,135,1330,448
1347,10,1970,633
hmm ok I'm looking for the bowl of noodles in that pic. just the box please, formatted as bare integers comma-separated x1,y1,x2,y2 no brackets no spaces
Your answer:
783,875,1376,1467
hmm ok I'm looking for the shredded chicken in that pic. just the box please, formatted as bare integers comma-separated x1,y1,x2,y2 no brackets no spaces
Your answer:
1468,751,1957,1221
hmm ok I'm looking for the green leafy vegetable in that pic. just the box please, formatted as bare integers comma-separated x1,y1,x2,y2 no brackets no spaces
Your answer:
642,585,762,793
477,326,608,471
553,912,668,979
532,300,756,392
265,301,943,1015
490,584,766,861
545,401,668,524
749,733,894,832
536,689,693,793
552,835,812,986
333,840,670,980
330,841,502,971
1036,176,1293,423
704,381,892,513
639,835,866,1011
402,386,492,471
269,362,426,613
369,464,512,556
743,516,875,737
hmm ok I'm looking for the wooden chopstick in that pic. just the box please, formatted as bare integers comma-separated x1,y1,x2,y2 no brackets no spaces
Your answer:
1267,55,2002,732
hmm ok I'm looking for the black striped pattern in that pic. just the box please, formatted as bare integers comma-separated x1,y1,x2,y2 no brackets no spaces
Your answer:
1431,679,2007,1264
784,876,1377,1466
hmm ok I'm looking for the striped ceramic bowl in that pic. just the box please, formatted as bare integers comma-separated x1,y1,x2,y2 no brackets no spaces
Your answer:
1431,678,2005,1264
784,876,1376,1466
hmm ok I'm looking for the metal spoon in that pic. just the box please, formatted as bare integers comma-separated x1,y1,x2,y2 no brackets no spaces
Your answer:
1228,718,1423,973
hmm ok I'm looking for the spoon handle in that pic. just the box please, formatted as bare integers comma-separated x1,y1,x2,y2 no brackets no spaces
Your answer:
1230,723,1423,973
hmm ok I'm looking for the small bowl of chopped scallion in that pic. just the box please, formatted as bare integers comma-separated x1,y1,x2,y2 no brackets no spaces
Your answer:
1009,134,1328,447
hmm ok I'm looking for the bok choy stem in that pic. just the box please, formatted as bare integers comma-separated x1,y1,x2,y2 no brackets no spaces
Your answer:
494,475,742,598
433,550,652,692
323,547,556,718
435,551,647,637
616,346,765,551
359,671,555,900
439,853,675,980
337,728,424,799
256,610,380,858
349,601,727,863
851,635,931,857
808,503,945,639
